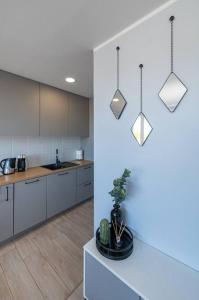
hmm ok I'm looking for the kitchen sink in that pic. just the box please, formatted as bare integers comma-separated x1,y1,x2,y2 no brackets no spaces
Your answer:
41,161,78,170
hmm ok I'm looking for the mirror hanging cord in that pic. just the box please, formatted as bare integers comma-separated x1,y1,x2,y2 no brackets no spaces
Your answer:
170,16,175,73
139,64,143,113
116,46,120,89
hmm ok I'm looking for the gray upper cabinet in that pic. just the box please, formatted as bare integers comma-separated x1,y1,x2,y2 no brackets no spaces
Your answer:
14,177,47,235
0,70,89,137
40,84,68,136
67,93,89,137
0,185,13,242
0,71,39,136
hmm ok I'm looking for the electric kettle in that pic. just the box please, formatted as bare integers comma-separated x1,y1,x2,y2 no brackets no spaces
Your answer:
0,158,16,175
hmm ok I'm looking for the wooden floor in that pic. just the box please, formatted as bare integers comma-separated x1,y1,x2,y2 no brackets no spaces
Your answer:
0,200,93,300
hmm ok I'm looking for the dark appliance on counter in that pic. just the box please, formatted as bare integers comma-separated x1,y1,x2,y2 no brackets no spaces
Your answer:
0,158,16,175
17,154,27,172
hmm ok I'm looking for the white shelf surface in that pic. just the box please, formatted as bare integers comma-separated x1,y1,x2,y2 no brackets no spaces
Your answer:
84,238,199,300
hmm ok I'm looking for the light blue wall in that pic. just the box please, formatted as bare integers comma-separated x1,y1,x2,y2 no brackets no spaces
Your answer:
94,0,199,271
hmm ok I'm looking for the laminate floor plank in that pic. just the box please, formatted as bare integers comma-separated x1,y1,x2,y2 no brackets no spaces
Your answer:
54,219,90,249
0,242,15,258
43,223,83,264
0,200,93,300
24,251,70,300
68,283,83,300
54,210,93,249
0,265,13,300
31,230,82,292
0,249,44,300
14,236,40,260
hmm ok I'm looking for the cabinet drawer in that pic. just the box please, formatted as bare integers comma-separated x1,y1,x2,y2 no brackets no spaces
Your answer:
77,164,93,185
14,177,47,235
85,252,139,300
77,181,93,203
0,185,13,242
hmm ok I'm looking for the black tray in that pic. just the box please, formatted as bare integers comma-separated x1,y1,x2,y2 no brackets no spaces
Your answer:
96,225,133,260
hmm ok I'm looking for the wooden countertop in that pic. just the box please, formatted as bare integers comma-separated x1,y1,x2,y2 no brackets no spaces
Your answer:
0,160,93,187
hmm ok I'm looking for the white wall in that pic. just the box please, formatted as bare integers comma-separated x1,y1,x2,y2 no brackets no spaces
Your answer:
0,136,81,168
94,0,199,271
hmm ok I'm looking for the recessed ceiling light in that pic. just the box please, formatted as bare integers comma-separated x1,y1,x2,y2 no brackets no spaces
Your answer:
65,77,76,83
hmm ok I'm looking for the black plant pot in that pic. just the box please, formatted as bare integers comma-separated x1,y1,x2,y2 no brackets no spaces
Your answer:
111,204,122,225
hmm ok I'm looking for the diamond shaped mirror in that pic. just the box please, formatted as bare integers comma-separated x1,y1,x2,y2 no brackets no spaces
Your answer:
110,46,127,119
159,72,187,112
159,16,187,112
131,64,153,146
132,113,152,146
110,89,127,119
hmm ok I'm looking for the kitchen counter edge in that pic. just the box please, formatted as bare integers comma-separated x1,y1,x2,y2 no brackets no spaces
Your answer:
0,160,93,187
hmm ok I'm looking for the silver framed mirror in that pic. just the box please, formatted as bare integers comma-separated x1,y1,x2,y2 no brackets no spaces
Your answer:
131,64,153,146
110,47,127,119
159,16,187,112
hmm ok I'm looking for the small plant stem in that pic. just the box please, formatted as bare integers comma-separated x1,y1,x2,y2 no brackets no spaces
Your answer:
112,221,117,237
114,217,118,237
118,220,123,236
119,224,126,239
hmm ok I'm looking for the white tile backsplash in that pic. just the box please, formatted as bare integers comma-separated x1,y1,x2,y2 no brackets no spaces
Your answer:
0,137,12,162
0,136,81,168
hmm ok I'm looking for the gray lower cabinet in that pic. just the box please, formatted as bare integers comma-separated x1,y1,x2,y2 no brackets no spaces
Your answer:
77,182,93,203
84,252,139,300
0,70,39,136
77,165,94,203
14,177,47,235
47,169,77,218
0,185,13,242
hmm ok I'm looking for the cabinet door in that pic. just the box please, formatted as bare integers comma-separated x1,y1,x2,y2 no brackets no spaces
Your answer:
0,70,39,136
0,185,13,242
67,93,89,137
77,165,93,185
40,84,68,136
77,181,93,203
14,177,46,235
47,169,77,218
85,252,139,300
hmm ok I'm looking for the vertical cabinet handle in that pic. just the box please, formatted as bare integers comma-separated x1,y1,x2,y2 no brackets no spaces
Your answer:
6,186,9,201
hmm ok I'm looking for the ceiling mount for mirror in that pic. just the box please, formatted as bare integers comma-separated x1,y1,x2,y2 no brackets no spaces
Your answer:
131,64,152,146
159,16,187,112
110,46,127,119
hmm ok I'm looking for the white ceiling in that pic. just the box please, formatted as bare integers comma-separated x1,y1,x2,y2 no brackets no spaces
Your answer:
0,0,168,97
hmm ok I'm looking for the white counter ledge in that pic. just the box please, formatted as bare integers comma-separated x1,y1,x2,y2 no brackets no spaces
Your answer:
84,237,199,300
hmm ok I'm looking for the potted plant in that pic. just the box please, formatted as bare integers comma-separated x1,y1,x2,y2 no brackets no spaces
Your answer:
109,168,131,224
